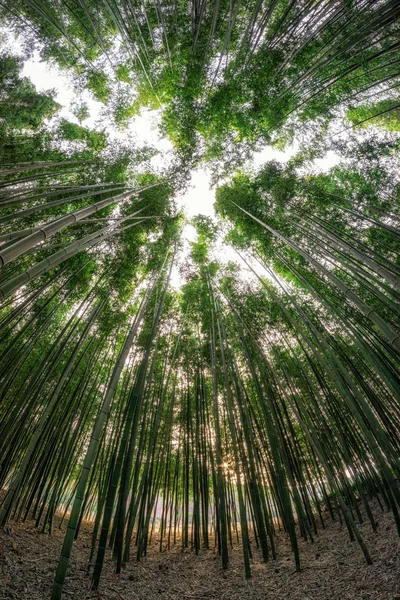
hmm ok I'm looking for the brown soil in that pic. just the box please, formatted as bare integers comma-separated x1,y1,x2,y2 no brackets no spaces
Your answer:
0,505,399,600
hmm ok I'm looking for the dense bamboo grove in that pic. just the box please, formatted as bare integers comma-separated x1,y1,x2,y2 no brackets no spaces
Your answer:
0,1,399,599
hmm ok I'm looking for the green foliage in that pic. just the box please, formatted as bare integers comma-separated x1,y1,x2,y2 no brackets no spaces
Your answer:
115,63,132,84
347,99,400,131
58,119,108,151
72,102,90,123
0,54,60,131
86,70,111,104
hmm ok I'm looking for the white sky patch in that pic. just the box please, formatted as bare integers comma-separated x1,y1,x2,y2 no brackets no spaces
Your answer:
20,49,104,126
252,142,299,168
170,223,197,290
313,150,341,172
176,169,216,218
123,110,175,171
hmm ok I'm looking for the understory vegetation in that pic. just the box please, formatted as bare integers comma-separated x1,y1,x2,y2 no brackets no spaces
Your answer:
0,1,399,599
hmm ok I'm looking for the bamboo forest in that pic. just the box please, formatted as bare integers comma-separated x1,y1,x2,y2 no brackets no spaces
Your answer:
0,1,399,599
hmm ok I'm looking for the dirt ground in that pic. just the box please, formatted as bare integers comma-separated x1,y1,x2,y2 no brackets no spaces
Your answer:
0,503,399,600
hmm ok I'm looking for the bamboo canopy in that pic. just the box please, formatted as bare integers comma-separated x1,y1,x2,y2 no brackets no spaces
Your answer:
0,1,399,599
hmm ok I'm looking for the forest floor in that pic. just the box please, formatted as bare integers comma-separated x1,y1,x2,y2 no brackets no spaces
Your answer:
0,502,399,600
